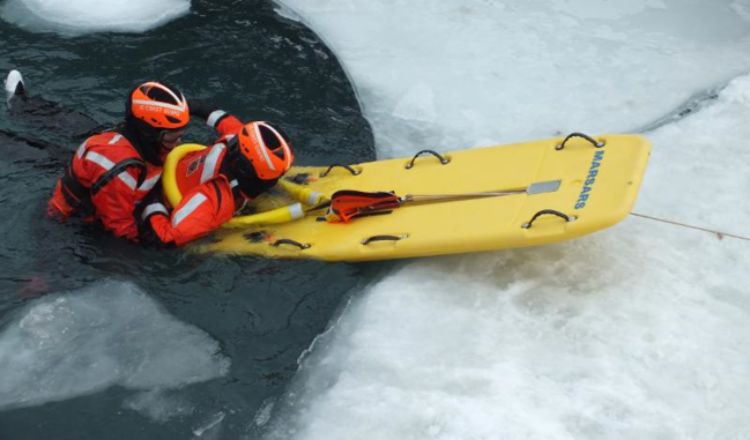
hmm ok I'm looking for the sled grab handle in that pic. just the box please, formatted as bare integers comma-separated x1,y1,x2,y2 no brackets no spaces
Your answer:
555,132,606,151
405,150,450,169
361,234,408,246
522,209,575,229
320,164,361,177
271,238,311,249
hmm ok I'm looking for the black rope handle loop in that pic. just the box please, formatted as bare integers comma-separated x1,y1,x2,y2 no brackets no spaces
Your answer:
555,132,606,151
271,238,311,249
361,234,408,246
405,150,450,169
522,209,575,229
320,164,361,177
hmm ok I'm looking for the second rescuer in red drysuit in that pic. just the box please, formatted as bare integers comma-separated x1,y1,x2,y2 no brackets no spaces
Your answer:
138,104,294,246
47,81,190,240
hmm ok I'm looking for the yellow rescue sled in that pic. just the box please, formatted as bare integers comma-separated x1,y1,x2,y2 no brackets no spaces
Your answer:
166,133,650,261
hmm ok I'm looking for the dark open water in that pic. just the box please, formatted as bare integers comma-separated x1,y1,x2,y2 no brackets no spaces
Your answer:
0,1,381,438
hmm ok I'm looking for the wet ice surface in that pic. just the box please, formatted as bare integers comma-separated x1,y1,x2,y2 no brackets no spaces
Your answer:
639,74,750,237
268,1,750,439
276,0,750,157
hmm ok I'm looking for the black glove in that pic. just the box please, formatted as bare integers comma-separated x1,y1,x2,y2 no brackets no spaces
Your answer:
189,98,219,120
136,188,170,243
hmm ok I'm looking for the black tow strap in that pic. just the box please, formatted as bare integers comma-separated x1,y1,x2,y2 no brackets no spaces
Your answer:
62,158,146,215
90,158,146,195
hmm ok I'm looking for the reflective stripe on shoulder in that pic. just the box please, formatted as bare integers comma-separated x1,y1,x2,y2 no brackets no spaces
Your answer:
75,139,89,158
85,151,115,171
207,110,227,128
172,193,207,228
201,143,226,183
84,151,138,191
77,133,120,159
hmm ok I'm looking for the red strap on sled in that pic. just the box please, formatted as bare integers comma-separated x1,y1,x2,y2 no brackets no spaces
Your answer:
326,190,401,222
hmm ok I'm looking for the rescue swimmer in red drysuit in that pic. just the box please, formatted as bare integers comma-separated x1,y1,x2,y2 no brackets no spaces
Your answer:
47,81,190,241
138,104,294,246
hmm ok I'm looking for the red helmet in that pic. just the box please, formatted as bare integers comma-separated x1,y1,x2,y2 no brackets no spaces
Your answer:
129,81,189,130
235,121,294,180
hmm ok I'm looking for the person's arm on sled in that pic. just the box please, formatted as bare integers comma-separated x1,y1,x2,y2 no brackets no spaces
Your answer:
138,180,235,247
189,99,245,138
139,117,296,247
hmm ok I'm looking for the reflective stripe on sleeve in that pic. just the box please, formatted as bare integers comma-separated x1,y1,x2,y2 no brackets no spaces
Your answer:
201,143,226,183
75,139,89,158
108,134,123,145
140,203,168,221
138,172,162,192
172,193,207,228
206,110,227,128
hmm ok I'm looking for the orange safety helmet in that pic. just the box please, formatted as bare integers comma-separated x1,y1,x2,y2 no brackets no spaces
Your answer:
128,81,189,130
234,121,294,181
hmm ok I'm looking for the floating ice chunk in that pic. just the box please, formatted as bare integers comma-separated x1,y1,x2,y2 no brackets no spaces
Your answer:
0,0,190,35
123,389,195,422
0,281,230,411
193,411,226,437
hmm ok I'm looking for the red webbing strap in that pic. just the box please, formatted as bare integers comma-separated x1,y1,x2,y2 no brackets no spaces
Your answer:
327,190,401,222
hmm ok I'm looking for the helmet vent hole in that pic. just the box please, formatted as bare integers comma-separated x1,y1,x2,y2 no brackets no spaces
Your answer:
166,115,180,124
146,85,180,105
259,125,282,150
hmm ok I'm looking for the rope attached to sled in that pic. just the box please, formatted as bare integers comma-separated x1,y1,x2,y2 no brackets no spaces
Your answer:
630,212,750,242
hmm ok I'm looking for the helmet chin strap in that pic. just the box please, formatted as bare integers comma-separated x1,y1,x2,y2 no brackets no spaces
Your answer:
239,175,278,198
220,151,278,199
